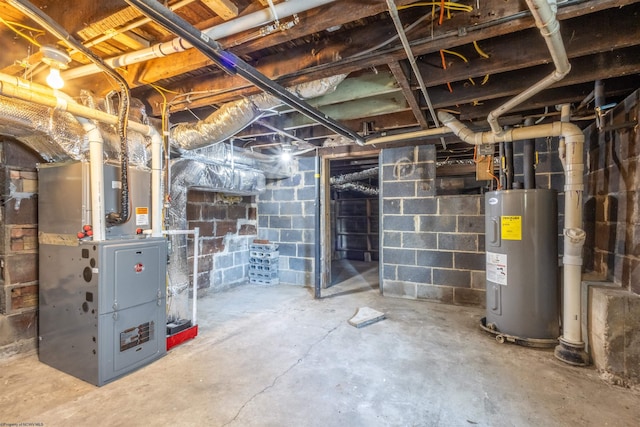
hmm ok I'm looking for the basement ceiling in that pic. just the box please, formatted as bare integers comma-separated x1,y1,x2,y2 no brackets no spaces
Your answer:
0,0,638,162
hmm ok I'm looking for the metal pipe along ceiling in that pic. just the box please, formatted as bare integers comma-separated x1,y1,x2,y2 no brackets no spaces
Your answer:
63,0,338,81
125,0,364,145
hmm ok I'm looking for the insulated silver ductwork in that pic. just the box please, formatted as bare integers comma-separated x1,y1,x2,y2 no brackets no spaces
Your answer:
166,155,263,296
330,167,379,185
0,95,85,162
171,75,347,151
168,156,266,229
193,143,295,179
332,182,379,196
0,92,151,166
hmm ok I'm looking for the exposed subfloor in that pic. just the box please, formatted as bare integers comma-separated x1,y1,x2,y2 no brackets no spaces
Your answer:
1,260,639,426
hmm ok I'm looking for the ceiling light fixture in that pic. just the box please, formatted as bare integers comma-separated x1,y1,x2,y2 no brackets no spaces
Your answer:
40,45,71,90
281,144,293,162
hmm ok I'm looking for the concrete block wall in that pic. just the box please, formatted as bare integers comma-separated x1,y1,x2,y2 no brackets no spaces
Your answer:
584,89,640,293
187,191,257,292
380,145,486,306
257,158,315,286
0,140,41,356
582,89,640,386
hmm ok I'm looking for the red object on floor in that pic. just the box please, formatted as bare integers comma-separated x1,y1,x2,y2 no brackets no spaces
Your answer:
166,324,198,351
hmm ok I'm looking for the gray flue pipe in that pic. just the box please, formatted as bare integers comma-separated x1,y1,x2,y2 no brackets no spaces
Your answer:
486,0,570,134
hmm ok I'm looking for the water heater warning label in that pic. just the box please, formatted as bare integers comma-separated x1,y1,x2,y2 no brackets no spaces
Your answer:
135,207,149,226
486,252,507,285
501,216,522,240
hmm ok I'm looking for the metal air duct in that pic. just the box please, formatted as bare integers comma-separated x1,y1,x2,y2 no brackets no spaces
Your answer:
125,0,364,145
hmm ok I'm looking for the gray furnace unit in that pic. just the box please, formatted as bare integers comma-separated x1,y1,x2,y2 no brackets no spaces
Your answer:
38,161,167,386
484,189,559,343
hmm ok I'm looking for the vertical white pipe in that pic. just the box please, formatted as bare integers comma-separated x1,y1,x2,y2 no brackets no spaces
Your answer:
148,127,163,238
192,227,199,326
78,117,106,241
560,114,585,346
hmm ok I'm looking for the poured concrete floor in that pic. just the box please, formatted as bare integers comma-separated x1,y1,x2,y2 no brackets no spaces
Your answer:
1,260,639,426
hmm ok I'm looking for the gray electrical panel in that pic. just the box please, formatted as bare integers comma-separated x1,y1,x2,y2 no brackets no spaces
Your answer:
38,161,167,386
484,189,559,340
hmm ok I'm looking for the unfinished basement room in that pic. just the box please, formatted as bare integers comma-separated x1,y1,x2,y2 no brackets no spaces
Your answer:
0,0,639,425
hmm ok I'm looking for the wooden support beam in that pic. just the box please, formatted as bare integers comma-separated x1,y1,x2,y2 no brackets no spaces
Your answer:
388,61,429,129
141,0,640,115
201,0,238,20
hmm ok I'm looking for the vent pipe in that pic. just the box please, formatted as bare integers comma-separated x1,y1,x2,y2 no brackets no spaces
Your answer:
486,0,570,134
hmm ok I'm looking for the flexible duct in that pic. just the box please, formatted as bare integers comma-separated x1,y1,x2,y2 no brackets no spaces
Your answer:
486,0,571,134
332,182,379,196
167,157,266,231
171,75,346,151
0,94,85,162
330,167,379,185
63,0,338,81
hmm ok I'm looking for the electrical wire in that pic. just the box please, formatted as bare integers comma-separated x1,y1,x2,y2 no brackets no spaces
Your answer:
441,48,469,63
439,50,453,93
473,40,490,59
398,1,473,12
0,16,43,47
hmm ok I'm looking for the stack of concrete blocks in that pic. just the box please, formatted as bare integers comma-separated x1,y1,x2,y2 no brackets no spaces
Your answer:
0,140,41,356
249,242,279,285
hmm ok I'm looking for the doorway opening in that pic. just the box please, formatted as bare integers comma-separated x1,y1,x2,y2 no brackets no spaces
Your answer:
321,154,380,296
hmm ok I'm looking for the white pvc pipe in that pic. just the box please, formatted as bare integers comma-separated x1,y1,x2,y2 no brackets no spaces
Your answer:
78,118,106,241
486,0,571,134
365,126,451,145
149,127,163,238
562,228,586,343
63,0,337,81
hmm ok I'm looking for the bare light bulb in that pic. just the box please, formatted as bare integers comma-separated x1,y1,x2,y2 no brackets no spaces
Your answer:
46,67,64,90
281,148,292,162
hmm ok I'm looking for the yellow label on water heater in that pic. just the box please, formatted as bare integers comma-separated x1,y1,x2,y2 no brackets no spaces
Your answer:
501,216,522,240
